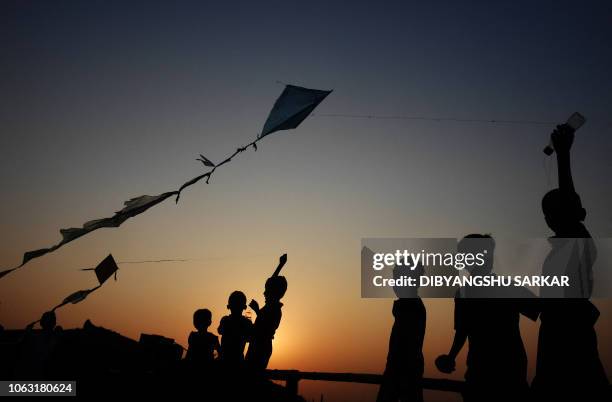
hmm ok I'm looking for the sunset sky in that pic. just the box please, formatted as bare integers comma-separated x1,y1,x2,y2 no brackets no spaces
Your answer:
1,1,611,401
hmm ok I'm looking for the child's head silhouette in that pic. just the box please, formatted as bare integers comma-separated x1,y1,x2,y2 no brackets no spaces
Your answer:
193,308,212,332
264,276,287,302
40,311,56,331
542,189,586,234
458,234,495,275
227,291,247,314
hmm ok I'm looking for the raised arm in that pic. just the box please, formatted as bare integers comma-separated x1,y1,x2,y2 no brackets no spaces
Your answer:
272,253,288,277
551,124,576,194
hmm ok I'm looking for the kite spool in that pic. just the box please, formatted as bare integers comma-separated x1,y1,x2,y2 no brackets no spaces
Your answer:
543,112,586,155
272,253,288,277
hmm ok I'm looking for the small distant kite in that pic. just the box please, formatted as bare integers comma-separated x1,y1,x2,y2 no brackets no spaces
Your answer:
0,84,331,279
56,254,119,309
26,254,119,327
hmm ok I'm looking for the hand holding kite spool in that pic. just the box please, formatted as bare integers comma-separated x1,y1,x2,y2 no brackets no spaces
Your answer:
435,354,456,374
273,253,288,277
543,112,585,155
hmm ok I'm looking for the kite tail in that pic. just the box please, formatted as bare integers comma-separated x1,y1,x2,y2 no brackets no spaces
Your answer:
25,285,104,329
174,137,261,203
0,267,18,279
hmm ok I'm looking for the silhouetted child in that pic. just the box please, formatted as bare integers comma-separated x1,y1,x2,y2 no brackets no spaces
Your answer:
15,311,61,379
436,235,538,402
246,254,288,371
531,124,608,401
376,263,426,402
218,291,253,369
185,308,220,371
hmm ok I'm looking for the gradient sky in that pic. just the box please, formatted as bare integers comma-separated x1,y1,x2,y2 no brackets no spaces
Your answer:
1,1,611,401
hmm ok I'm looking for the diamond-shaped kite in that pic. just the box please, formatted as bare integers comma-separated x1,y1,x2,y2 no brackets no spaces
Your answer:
260,85,332,138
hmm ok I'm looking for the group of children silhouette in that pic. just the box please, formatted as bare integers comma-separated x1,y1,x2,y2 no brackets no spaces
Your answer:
185,254,288,375
7,124,610,401
377,124,609,402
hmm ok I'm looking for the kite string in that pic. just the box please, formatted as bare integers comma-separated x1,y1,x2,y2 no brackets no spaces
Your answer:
311,113,557,126
79,259,190,270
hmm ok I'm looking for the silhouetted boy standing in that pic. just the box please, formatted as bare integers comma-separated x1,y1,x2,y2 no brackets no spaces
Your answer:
218,291,253,369
15,311,61,379
531,124,608,401
185,308,220,370
377,264,426,402
436,235,538,402
246,254,287,372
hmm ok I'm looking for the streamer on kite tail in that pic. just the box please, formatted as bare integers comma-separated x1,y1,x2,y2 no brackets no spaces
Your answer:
0,192,177,280
25,255,119,328
0,84,331,280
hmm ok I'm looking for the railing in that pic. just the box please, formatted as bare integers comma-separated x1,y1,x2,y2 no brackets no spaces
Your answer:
265,369,464,395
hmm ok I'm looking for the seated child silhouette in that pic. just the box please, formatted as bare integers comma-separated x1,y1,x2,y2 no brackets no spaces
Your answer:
218,291,253,369
377,263,426,402
246,254,288,371
185,308,220,371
